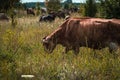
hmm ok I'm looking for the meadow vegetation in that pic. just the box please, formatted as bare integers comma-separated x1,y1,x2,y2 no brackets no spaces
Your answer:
0,13,120,80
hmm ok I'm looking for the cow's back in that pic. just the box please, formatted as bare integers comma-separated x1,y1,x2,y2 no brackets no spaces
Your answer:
63,18,113,48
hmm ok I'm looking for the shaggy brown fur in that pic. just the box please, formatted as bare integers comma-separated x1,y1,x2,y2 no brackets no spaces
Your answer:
43,18,120,54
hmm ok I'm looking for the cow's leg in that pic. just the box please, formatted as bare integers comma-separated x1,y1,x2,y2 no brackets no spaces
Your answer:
73,47,79,55
108,42,118,53
62,47,69,54
64,47,71,53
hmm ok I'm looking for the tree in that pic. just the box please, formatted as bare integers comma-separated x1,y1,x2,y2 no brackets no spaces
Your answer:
99,0,120,18
79,3,85,16
36,2,41,15
0,0,21,12
45,0,62,12
65,0,72,3
63,0,73,10
84,0,97,17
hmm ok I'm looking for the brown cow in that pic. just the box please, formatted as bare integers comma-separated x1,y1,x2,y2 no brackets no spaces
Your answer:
26,8,35,16
0,13,9,21
42,18,120,54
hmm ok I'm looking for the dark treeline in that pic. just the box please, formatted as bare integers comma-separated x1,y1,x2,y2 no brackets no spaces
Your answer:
83,0,120,19
23,2,80,8
0,0,22,12
99,0,120,18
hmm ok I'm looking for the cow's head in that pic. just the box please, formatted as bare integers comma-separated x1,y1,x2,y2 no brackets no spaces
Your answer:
42,36,56,53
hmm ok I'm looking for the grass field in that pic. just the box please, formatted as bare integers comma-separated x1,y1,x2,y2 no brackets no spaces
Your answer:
0,13,120,80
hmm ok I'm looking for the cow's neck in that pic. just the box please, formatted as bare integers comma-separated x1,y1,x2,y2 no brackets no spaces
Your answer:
49,20,69,45
50,27,65,44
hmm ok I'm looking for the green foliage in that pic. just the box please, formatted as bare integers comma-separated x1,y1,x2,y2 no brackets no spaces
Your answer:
99,0,120,18
84,0,97,17
79,3,85,16
0,0,20,12
64,3,70,10
45,0,62,12
63,0,73,10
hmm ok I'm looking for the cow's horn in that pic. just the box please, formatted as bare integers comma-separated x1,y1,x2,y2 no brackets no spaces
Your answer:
43,39,48,43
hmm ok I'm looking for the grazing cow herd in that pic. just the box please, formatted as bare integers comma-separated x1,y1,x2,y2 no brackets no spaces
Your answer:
39,10,70,22
39,14,56,22
39,12,56,22
42,18,120,54
0,8,71,22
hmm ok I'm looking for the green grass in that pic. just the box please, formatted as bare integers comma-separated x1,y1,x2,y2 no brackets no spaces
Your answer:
0,14,120,80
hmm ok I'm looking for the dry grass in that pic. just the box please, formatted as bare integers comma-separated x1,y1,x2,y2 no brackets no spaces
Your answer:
0,13,120,80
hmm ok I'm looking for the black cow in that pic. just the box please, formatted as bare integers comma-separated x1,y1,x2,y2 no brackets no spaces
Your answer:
56,11,66,19
39,14,56,22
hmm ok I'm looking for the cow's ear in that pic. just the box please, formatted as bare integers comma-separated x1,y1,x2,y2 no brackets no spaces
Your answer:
43,36,47,40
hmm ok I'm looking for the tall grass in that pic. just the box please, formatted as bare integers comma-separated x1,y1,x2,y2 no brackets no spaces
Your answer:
0,14,120,80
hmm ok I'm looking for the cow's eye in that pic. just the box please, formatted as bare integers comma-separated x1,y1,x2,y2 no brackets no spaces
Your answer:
44,42,50,48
